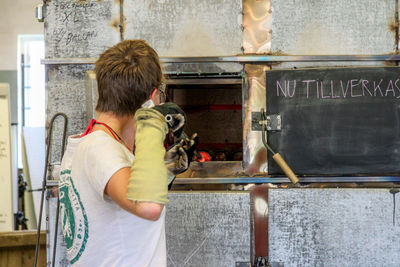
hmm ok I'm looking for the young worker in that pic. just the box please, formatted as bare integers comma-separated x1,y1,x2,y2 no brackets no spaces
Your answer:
59,40,190,266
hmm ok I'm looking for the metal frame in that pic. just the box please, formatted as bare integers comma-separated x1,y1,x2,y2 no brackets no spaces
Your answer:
164,72,243,85
41,54,400,65
166,78,242,85
34,113,68,267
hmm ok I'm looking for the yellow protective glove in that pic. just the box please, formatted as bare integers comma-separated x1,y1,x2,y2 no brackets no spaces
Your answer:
127,108,169,204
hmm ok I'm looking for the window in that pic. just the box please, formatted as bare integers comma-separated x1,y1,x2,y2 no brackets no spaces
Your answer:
17,35,45,168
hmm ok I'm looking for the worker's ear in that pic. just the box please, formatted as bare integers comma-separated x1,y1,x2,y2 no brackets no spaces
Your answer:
150,88,160,105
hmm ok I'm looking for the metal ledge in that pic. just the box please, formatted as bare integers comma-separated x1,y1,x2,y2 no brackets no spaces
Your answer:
46,176,400,187
41,55,400,65
173,176,400,184
163,55,400,63
42,57,97,64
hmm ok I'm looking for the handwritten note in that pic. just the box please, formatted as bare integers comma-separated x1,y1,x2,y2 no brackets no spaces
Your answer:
50,2,99,47
45,0,119,58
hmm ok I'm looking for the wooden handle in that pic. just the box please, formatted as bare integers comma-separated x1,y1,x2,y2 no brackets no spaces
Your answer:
272,153,299,184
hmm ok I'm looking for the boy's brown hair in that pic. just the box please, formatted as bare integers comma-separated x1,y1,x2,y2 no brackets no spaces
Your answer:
95,39,162,116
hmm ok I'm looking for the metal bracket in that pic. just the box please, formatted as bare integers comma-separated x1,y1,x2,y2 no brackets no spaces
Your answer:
252,112,281,131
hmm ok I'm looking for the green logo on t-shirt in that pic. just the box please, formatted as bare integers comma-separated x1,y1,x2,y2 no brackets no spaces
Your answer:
60,169,89,264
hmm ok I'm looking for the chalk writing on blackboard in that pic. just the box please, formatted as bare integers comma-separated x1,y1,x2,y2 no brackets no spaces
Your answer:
275,78,400,99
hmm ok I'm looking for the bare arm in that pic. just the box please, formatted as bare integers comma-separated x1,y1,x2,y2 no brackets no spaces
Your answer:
104,167,164,221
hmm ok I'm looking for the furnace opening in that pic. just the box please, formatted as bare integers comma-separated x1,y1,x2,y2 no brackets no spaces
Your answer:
166,80,243,163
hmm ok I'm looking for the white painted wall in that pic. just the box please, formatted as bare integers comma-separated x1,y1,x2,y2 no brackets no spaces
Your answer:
0,0,43,70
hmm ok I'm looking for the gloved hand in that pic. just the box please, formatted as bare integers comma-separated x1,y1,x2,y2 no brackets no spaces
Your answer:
164,133,199,189
183,133,199,163
165,140,188,188
153,102,186,139
127,108,169,204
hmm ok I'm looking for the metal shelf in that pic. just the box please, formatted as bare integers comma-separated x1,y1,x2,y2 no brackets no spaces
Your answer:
41,54,400,65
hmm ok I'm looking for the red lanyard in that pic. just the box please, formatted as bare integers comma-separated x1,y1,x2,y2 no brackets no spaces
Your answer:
81,119,121,142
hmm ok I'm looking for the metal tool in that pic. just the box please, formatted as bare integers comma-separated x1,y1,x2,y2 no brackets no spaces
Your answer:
260,109,299,185
165,114,174,126
34,113,68,267
165,113,185,135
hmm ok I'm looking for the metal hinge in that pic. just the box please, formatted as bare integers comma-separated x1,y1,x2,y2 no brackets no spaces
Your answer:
251,112,281,131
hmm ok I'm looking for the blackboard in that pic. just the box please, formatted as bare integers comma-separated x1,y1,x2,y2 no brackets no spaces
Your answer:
266,67,400,175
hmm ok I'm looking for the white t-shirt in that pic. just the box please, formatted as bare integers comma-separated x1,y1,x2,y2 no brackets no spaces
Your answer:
59,131,166,267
